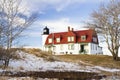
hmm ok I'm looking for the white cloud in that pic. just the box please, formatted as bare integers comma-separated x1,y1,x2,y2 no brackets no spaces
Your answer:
21,17,86,46
37,18,85,33
23,18,86,38
24,0,109,12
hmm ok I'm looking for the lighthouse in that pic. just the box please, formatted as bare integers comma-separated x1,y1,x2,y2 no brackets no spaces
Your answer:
42,26,49,51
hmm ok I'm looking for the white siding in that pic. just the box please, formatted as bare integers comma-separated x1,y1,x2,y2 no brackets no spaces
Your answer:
46,44,76,55
42,35,48,51
89,43,102,54
44,43,102,55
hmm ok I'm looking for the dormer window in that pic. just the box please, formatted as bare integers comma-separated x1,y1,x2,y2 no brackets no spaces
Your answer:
48,38,52,43
81,35,86,41
56,38,60,43
68,36,74,42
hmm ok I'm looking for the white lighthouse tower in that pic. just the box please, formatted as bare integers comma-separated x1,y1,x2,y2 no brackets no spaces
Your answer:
42,26,49,51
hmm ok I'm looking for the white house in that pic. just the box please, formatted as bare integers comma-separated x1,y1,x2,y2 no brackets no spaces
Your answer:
42,26,103,55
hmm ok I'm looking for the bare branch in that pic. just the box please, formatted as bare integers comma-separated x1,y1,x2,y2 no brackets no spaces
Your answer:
87,0,120,60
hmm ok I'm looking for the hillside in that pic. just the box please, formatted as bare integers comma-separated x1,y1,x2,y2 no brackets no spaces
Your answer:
55,54,120,69
20,48,120,69
0,48,119,79
22,48,120,69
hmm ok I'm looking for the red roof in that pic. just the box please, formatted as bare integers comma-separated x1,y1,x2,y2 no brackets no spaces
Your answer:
45,28,98,45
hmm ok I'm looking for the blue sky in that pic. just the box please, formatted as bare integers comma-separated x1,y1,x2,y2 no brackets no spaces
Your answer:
20,0,110,49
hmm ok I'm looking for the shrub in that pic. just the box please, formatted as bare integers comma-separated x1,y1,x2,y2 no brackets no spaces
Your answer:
0,48,20,68
46,56,56,62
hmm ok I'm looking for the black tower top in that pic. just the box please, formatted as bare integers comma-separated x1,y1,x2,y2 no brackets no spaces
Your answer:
43,26,49,35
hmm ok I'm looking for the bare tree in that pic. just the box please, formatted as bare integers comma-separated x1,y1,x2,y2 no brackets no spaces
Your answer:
0,0,37,49
0,0,37,68
87,0,120,61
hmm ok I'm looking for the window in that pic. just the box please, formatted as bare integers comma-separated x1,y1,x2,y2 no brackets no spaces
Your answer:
71,37,74,41
91,44,92,50
53,46,56,50
56,38,60,43
68,36,74,42
68,37,71,42
96,45,97,50
93,37,97,42
71,44,74,50
68,44,74,50
68,44,71,50
93,44,94,50
48,38,52,43
81,35,86,41
60,45,63,50
43,29,46,33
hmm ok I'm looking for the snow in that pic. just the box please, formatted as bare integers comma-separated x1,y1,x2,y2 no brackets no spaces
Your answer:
9,51,82,72
1,51,120,73
94,66,120,72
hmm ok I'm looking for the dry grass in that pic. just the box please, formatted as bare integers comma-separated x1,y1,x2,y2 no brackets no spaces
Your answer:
20,48,120,69
20,48,51,56
20,48,57,62
55,54,120,77
55,54,120,69
13,48,120,68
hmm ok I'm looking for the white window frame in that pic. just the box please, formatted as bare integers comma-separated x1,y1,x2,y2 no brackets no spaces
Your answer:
71,36,74,41
81,35,86,41
56,38,60,43
68,36,74,42
68,44,74,50
48,38,52,43
68,37,71,42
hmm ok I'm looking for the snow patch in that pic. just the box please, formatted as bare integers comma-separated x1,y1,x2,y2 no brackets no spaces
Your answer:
94,66,120,72
3,51,120,73
9,51,82,72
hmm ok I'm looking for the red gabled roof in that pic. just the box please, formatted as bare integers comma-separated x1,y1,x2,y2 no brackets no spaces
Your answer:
45,28,98,45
